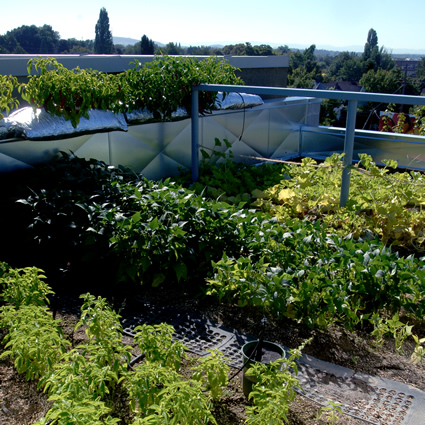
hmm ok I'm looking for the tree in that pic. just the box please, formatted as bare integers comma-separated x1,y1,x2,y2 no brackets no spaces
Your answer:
0,33,20,53
0,25,59,54
327,52,361,79
39,25,60,54
186,45,213,55
161,42,184,55
338,59,365,81
220,42,274,56
361,28,394,72
57,38,93,54
288,68,315,88
141,35,154,55
276,45,290,54
288,45,321,86
13,25,40,53
222,43,245,55
363,28,378,62
256,44,274,56
94,8,114,54
360,67,403,94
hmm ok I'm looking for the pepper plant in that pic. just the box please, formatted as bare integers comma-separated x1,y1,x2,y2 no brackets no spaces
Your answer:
208,218,425,329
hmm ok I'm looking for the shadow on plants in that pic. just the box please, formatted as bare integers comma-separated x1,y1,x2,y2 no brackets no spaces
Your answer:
4,152,248,298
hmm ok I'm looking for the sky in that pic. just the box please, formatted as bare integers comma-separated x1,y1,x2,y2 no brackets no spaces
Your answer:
2,0,425,53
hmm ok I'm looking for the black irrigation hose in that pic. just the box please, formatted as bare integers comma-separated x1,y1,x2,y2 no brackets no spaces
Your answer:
128,352,145,369
227,317,267,382
227,339,260,382
237,92,247,141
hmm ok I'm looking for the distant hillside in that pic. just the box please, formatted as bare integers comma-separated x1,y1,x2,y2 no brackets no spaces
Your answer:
113,37,139,46
113,37,165,48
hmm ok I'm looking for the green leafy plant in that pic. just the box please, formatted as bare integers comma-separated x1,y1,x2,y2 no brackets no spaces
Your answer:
17,153,246,287
131,380,216,425
40,350,96,398
245,341,308,424
33,397,120,425
317,400,344,424
18,55,243,127
191,348,230,400
412,105,425,135
133,323,186,370
200,137,234,163
77,293,123,342
0,74,19,119
0,265,53,307
75,293,132,377
121,55,239,120
177,144,288,206
16,153,142,284
411,334,425,364
125,362,181,414
19,57,122,127
0,305,70,380
370,312,413,354
387,313,413,354
208,217,425,330
108,178,244,286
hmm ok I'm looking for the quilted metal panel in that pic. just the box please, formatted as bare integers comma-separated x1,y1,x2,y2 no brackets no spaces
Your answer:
0,97,317,177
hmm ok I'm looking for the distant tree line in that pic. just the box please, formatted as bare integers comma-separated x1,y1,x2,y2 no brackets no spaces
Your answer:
2,12,425,131
288,29,425,94
0,24,94,54
1,14,424,98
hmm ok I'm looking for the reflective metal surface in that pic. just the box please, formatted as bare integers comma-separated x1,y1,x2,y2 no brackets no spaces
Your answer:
1,96,424,179
301,126,425,170
0,97,320,179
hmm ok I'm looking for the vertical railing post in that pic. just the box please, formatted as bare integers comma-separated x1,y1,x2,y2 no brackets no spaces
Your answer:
191,88,199,182
339,99,358,207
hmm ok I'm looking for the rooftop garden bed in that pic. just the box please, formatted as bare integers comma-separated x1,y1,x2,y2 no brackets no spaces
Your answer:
1,152,425,424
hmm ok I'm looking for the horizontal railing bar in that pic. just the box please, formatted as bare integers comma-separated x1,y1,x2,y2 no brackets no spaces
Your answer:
191,83,425,207
194,84,425,106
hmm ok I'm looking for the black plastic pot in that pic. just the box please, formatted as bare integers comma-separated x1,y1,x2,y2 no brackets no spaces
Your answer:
241,340,285,397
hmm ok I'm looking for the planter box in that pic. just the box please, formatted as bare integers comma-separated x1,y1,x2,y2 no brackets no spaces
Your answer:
0,97,321,179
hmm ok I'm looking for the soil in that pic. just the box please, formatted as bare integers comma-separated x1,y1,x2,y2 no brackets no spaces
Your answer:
1,280,425,425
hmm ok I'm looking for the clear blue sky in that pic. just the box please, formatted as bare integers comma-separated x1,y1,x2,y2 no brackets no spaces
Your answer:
2,0,425,53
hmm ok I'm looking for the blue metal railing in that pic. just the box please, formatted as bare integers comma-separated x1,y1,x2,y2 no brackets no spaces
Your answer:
191,84,425,206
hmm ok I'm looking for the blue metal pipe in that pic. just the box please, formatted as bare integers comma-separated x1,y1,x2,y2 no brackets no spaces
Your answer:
340,99,358,207
191,89,199,182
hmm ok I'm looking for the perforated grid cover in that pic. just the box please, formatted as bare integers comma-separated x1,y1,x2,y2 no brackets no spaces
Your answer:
295,354,425,425
54,297,425,425
121,301,243,358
